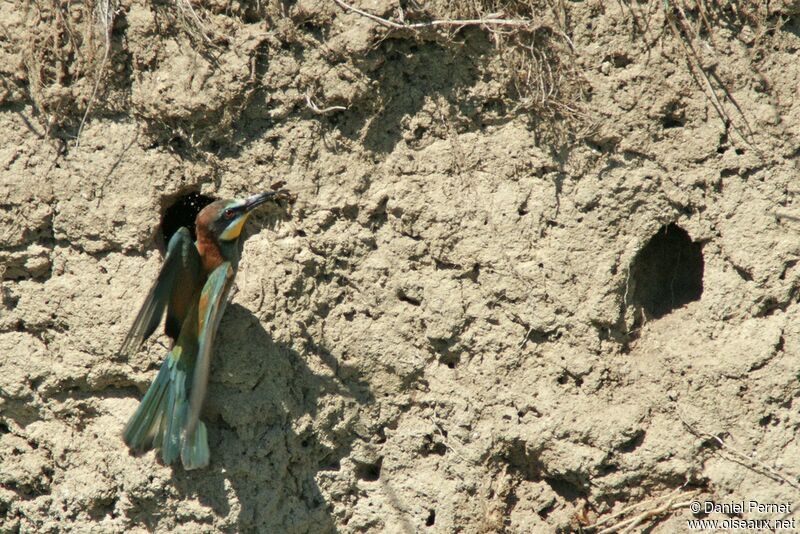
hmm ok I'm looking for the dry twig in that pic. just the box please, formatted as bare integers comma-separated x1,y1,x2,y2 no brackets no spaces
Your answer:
305,93,347,114
583,486,696,533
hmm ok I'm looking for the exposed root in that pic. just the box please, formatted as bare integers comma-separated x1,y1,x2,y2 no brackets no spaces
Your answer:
75,0,119,147
620,1,780,150
333,0,589,132
175,0,218,46
679,414,800,491
333,0,534,30
305,92,347,114
663,3,755,147
581,486,697,533
20,0,126,143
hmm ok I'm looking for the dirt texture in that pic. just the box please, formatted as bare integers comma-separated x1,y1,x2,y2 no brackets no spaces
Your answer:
2,0,800,532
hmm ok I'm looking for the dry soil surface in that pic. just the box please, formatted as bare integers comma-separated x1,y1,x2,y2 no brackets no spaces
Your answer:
2,1,800,532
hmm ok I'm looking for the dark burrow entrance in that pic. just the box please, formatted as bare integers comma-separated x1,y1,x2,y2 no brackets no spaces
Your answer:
160,192,215,245
628,223,704,321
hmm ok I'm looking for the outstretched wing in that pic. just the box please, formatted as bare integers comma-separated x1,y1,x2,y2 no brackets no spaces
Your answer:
181,261,234,468
118,227,202,359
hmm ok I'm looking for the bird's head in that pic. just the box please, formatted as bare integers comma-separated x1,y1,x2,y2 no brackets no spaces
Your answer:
197,190,290,243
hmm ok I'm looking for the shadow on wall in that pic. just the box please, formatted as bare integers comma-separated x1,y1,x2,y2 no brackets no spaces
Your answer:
125,303,372,532
226,31,506,157
341,37,490,154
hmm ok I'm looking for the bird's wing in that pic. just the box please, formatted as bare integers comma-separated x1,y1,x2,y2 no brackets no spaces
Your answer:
118,227,202,359
181,261,234,467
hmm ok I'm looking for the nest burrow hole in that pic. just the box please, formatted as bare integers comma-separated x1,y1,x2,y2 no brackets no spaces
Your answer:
629,223,704,320
160,192,215,245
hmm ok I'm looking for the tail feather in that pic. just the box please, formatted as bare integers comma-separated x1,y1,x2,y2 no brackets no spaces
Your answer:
161,355,187,465
122,351,209,470
123,363,171,450
181,422,210,470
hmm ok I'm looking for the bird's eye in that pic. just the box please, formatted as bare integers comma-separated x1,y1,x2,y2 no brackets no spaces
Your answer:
224,209,235,220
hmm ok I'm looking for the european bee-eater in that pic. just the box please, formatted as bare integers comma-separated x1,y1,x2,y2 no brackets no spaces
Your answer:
120,190,290,469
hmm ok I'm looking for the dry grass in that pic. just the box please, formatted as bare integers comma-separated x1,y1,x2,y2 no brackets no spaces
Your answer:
75,0,119,146
434,0,584,115
333,0,786,148
16,0,234,145
19,0,122,142
18,0,784,153
621,1,783,147
18,0,593,146
578,486,697,533
334,0,594,141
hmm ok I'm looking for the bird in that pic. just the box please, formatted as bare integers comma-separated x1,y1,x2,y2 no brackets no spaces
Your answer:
119,189,291,469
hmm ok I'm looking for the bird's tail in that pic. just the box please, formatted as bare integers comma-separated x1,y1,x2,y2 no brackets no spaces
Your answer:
181,421,209,470
122,348,210,470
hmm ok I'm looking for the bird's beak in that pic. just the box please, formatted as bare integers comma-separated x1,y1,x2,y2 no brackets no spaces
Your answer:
219,191,284,241
242,191,277,213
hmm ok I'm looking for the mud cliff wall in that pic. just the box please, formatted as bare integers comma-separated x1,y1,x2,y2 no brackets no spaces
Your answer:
2,1,800,532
